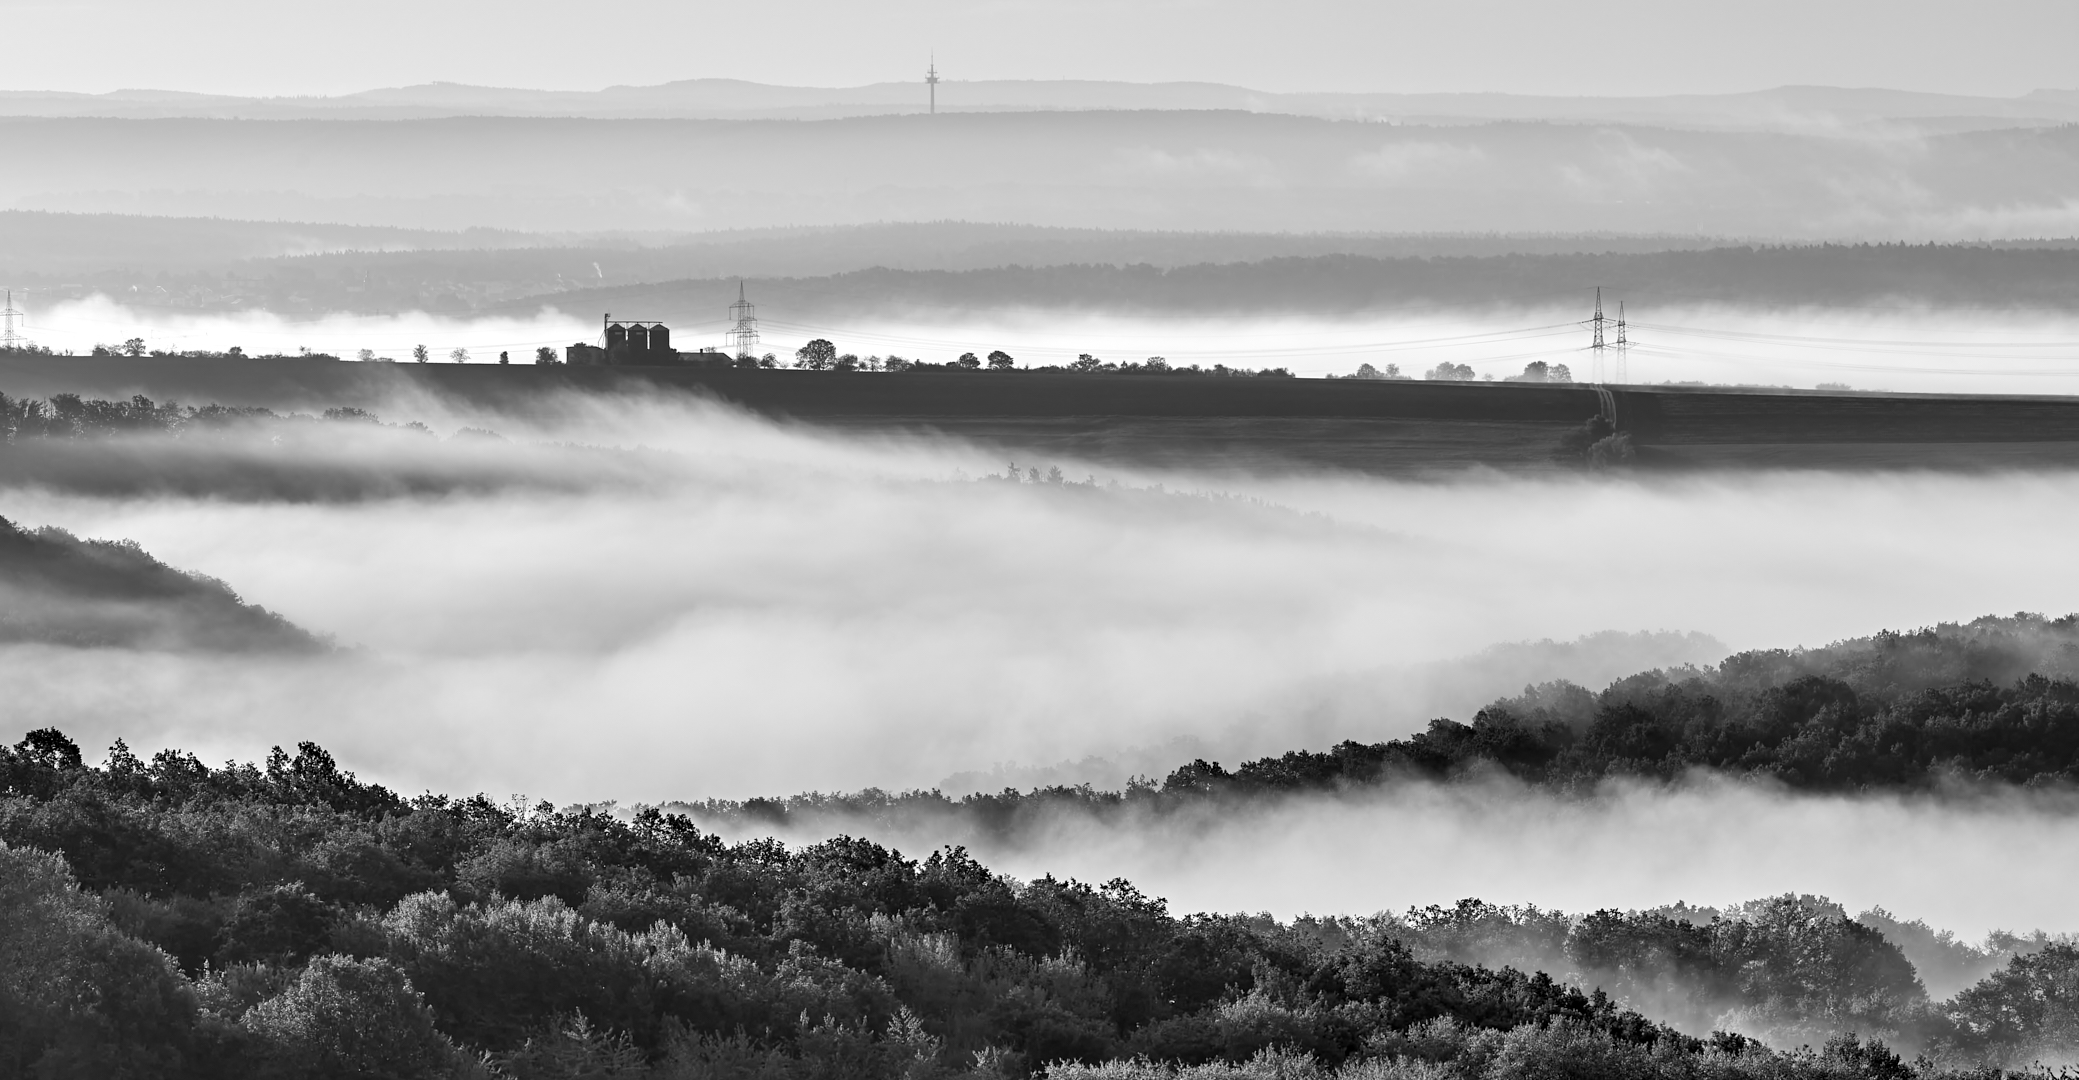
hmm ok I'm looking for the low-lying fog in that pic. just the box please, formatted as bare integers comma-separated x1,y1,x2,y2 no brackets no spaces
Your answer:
23,294,2079,393
5,388,2079,934
698,776,2079,944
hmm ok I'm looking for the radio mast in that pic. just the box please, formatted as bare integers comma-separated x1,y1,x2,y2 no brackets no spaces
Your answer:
926,56,940,115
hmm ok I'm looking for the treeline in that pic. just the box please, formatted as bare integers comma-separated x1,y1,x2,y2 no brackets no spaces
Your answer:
780,339,1293,378
0,391,666,504
1319,896,2073,1048
0,344,337,360
0,391,430,443
690,614,2079,850
5,727,2077,1079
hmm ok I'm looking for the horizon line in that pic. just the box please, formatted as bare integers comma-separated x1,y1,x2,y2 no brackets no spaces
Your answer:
2,78,2074,105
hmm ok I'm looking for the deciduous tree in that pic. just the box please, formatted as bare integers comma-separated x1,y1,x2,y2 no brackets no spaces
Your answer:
795,339,837,370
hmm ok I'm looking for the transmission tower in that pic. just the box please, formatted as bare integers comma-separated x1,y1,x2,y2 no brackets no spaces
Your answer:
926,56,940,115
1613,301,1630,385
726,280,760,359
0,290,23,352
1587,286,1608,383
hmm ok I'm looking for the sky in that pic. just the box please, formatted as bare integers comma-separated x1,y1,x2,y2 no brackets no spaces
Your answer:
2,0,2074,99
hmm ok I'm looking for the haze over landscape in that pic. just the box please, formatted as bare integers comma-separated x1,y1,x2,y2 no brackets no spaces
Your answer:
8,6,2079,1077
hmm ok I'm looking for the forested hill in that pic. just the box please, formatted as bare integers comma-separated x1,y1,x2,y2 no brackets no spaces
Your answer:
687,614,2079,839
5,726,2079,1079
0,515,325,651
14,240,2079,322
507,246,2079,324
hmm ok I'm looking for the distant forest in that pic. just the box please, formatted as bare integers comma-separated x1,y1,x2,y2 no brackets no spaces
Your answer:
568,246,2079,322
688,614,2079,841
9,614,2079,1077
0,213,1755,277
10,241,2079,323
6,726,2079,1080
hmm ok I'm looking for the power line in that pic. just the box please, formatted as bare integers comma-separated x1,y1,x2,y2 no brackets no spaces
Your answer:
1628,342,2079,378
1633,322,2079,351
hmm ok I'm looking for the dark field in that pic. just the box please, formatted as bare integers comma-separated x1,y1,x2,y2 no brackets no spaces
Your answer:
8,355,2079,472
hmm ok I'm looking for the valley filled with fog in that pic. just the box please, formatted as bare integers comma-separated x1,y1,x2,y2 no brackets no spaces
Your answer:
6,387,2079,943
8,58,2079,1078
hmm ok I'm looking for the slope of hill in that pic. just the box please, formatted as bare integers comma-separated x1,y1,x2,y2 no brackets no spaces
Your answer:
0,212,1752,279
0,211,543,273
492,246,2079,324
0,515,325,651
2,79,2076,130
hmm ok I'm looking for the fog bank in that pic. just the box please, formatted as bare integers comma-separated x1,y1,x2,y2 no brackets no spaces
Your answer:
699,775,2079,943
1,392,2077,803
19,296,2079,394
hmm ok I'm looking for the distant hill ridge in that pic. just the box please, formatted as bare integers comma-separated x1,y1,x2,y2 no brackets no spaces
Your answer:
2,79,2077,129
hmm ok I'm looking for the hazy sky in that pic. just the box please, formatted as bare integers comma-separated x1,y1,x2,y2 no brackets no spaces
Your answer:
3,0,2073,98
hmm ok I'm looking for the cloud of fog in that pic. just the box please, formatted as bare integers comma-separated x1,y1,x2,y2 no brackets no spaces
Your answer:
937,629,1724,794
790,306,2079,394
699,773,2079,944
1349,142,1489,182
4,386,2079,935
19,295,591,363
30,298,2079,395
2,390,2078,803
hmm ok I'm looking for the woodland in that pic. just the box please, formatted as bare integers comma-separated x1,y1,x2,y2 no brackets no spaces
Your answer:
8,613,2079,1078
